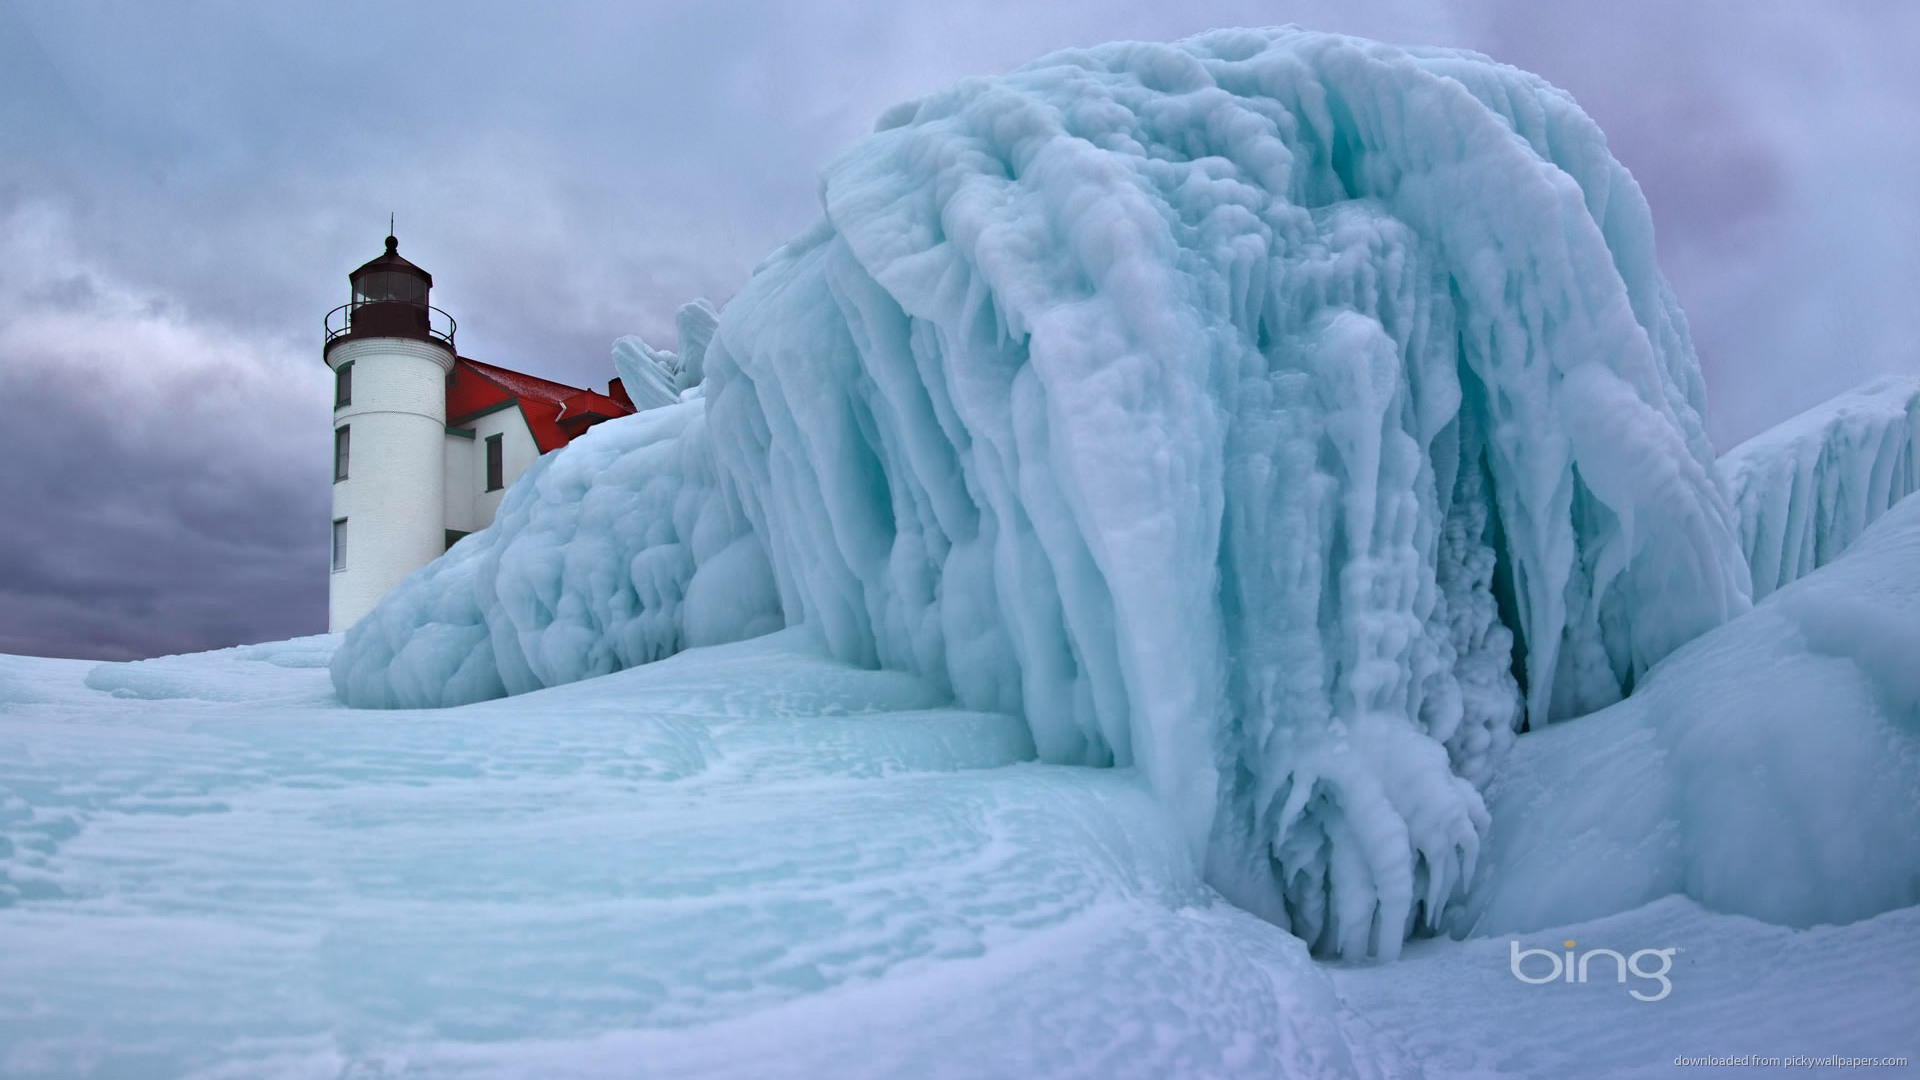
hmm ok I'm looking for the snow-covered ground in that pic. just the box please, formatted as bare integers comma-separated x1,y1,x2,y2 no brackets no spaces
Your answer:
2,629,1913,1078
2,633,1372,1078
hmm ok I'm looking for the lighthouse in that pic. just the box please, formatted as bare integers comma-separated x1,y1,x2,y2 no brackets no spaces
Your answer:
324,232,458,632
323,231,639,632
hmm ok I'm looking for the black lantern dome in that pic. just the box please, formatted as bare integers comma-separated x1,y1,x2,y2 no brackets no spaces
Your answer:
324,232,456,359
352,234,432,305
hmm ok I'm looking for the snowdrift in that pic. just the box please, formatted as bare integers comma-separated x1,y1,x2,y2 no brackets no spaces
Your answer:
337,27,1769,958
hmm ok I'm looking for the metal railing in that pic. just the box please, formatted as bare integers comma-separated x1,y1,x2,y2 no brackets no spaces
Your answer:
324,301,457,356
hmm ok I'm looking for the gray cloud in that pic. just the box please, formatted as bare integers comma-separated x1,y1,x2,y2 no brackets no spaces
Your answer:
1464,0,1920,443
0,366,328,660
1,0,1914,659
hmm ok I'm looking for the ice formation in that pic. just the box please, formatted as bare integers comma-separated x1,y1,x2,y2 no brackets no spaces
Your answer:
1460,490,1920,935
335,28,1761,957
611,334,682,411
612,299,725,411
331,401,782,708
674,298,720,390
1718,375,1920,600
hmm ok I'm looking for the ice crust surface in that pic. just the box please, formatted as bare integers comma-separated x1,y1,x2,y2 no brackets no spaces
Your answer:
334,28,1758,960
3,633,1409,1080
1333,896,1920,1080
6,618,1918,1076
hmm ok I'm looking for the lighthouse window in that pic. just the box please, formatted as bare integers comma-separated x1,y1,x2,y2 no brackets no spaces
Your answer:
353,270,427,305
332,518,348,572
485,434,504,491
335,362,352,408
334,425,351,482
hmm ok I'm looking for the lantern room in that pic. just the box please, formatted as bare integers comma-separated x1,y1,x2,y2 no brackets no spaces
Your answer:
324,233,456,359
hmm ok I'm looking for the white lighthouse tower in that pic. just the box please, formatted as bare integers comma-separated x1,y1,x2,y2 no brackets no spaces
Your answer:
324,232,457,632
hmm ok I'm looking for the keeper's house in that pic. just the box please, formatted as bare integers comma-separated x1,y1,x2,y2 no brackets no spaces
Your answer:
324,233,635,631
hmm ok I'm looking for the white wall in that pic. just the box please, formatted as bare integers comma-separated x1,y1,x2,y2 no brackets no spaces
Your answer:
328,336,454,632
464,406,541,530
443,429,476,536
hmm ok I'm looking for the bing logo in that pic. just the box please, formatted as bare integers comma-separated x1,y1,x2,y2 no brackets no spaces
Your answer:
1509,939,1677,1002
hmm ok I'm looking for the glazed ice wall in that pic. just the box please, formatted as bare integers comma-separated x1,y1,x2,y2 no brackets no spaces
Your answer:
331,399,780,709
1719,376,1920,600
699,28,1748,957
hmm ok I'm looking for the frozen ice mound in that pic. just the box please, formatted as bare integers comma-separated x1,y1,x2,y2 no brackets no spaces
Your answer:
1719,375,1920,600
336,28,1755,957
1459,491,1920,936
331,401,782,709
707,28,1754,959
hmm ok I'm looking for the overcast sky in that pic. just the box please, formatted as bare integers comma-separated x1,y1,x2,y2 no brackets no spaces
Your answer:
2,0,1915,661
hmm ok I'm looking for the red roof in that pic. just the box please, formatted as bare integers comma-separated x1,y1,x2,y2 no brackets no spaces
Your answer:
447,356,637,453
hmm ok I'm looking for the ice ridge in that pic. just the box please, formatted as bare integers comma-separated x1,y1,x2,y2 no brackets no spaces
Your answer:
1719,375,1920,600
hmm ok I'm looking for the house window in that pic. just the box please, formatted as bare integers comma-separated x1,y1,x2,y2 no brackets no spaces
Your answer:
332,518,348,571
334,425,351,482
334,362,352,408
485,433,504,491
